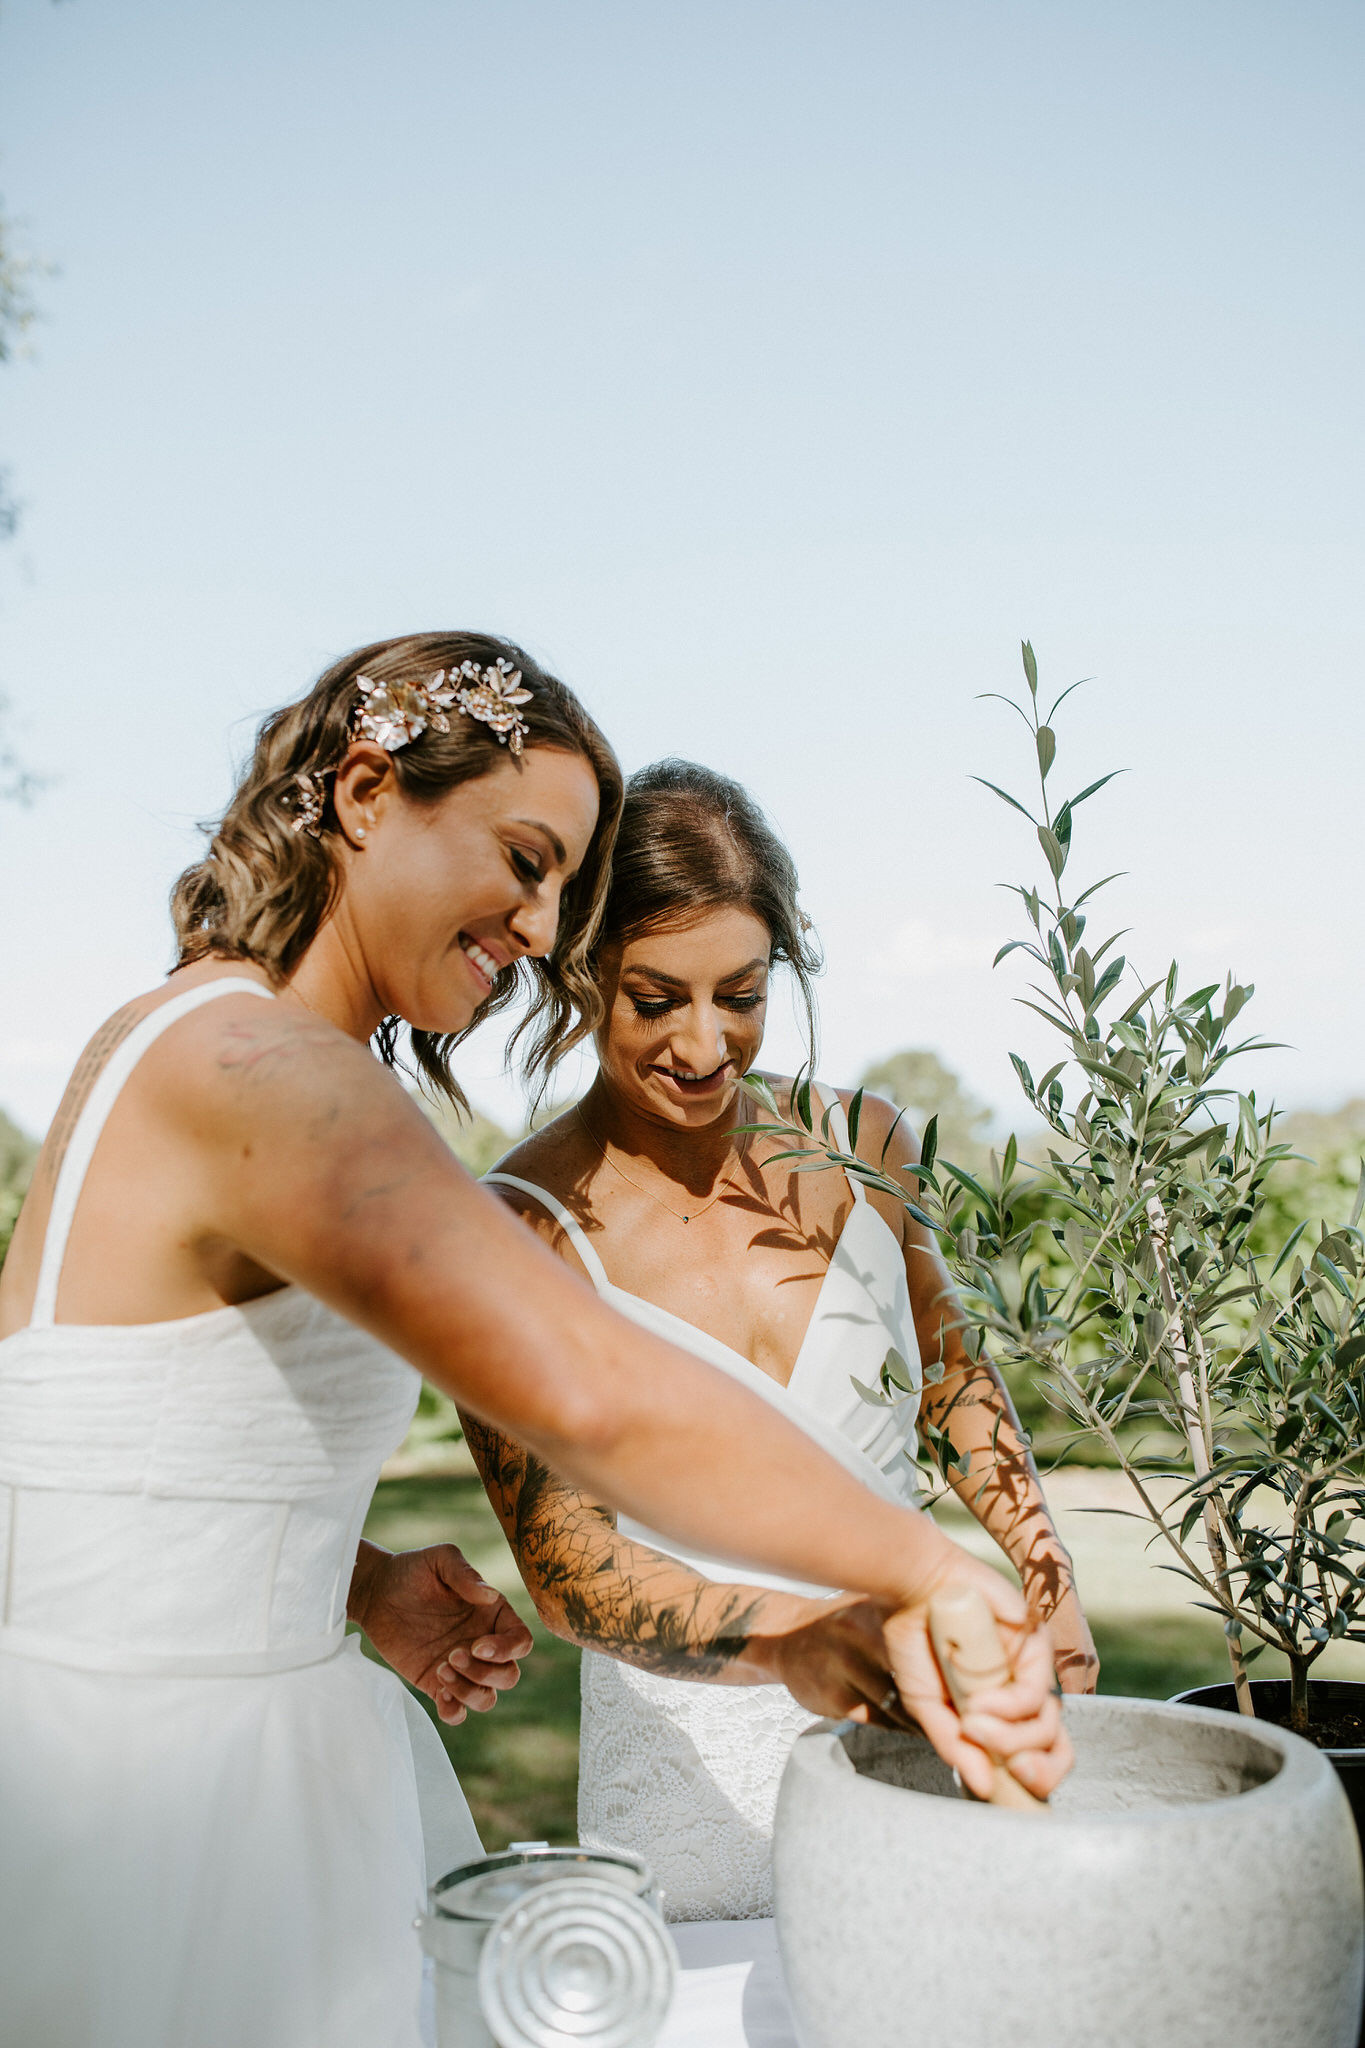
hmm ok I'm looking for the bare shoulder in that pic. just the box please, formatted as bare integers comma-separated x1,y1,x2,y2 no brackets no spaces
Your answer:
746,1070,920,1166
172,1004,458,1198
2,973,438,1326
50,973,440,1195
836,1084,922,1167
149,986,376,1115
27,973,367,1193
32,993,167,1193
494,1107,582,1189
488,1111,600,1274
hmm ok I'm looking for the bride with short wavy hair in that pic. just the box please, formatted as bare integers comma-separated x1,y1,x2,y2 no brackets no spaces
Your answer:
463,757,1097,1924
0,642,1069,2047
170,628,622,1096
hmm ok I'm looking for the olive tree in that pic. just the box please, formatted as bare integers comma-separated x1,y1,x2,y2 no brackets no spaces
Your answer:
749,646,1365,1736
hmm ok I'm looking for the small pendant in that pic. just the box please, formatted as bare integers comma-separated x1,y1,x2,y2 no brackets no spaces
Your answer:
682,1215,689,1224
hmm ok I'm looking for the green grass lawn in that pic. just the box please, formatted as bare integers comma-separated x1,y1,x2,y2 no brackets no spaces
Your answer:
362,1468,1257,1852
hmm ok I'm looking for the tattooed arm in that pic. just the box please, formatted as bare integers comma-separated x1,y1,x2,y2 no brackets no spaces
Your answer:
456,1411,909,1720
462,1409,792,1681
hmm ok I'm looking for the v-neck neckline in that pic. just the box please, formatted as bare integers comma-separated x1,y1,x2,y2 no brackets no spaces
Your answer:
602,1196,903,1396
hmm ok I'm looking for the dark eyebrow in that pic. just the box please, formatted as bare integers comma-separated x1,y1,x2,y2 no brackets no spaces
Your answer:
623,956,769,989
513,818,567,865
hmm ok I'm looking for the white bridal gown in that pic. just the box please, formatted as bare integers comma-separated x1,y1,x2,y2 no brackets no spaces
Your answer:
0,979,482,2048
488,1086,925,1929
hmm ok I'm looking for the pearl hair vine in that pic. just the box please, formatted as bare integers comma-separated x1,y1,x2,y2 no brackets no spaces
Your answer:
288,658,536,838
289,772,328,838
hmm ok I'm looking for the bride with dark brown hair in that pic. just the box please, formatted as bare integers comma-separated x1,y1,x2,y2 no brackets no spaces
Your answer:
0,644,1068,2048
461,758,1097,1925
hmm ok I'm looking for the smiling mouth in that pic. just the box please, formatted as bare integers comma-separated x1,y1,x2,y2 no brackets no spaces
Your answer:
651,1061,732,1093
459,936,501,991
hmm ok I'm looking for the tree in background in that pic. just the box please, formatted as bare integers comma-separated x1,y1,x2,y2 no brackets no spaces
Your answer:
423,1100,515,1179
0,1108,39,1270
857,1048,993,1170
1254,1103,1365,1258
0,200,41,454
0,187,52,1263
1,213,41,805
0,195,50,807
0,684,42,807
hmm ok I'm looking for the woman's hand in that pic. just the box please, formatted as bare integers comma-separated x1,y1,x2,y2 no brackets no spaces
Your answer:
761,1596,913,1725
883,1538,1074,1803
348,1541,533,1725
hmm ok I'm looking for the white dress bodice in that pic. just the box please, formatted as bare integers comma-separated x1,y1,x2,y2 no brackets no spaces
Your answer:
0,979,481,2048
0,1283,419,1673
488,1086,924,1922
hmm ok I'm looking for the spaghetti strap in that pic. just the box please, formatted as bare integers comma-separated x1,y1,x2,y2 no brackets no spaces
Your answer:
484,1172,612,1293
30,978,275,1329
813,1084,865,1204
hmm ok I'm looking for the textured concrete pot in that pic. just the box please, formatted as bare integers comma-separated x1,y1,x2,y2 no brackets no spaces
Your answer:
1172,1679,1365,2048
773,1694,1364,2048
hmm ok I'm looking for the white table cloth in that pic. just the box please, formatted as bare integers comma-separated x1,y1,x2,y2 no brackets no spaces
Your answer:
660,1920,798,2048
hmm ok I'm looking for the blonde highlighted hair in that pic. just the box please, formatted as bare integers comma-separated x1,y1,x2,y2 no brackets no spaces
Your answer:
171,631,623,1106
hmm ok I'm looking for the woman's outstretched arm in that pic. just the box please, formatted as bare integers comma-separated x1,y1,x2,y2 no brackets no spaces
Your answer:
179,996,1069,1795
456,1412,907,1722
458,1415,780,1681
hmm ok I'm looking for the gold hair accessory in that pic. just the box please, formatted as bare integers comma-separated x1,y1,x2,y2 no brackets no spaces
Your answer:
352,670,460,752
290,771,328,837
350,659,533,757
294,658,535,840
452,658,534,756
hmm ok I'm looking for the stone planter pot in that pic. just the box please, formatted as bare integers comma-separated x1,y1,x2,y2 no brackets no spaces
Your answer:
1171,1679,1365,2047
772,1694,1364,2048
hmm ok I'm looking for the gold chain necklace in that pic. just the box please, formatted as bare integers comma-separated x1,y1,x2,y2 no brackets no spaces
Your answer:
576,1104,745,1225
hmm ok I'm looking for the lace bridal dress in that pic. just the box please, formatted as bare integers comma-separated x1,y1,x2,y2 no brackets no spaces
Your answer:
489,1089,924,1925
0,981,481,2048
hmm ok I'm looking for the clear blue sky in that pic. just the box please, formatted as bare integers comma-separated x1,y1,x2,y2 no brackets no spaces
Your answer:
1,0,1362,1136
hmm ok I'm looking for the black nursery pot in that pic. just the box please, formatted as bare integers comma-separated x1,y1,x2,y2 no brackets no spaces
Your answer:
1171,1679,1365,2046
1169,1678,1365,1837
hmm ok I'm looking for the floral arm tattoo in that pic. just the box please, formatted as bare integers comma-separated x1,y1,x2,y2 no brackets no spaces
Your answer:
459,1412,772,1680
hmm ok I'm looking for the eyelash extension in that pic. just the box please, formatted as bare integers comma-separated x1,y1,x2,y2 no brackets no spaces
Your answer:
510,850,544,884
630,991,763,1018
